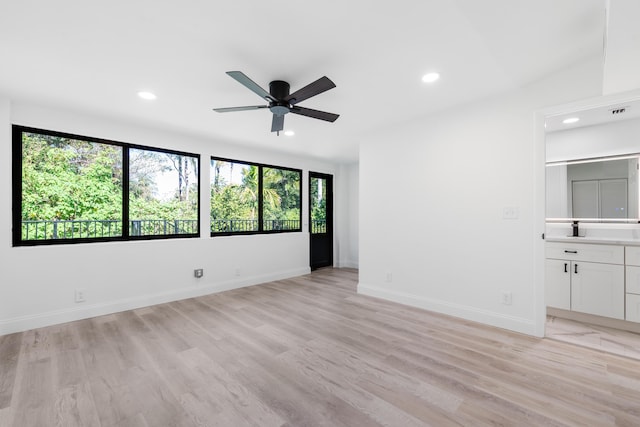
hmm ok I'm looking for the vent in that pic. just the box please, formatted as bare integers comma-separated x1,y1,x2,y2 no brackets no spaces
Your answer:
611,107,627,115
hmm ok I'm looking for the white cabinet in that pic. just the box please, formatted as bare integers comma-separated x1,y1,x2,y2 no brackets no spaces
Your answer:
546,242,624,264
625,246,640,266
627,294,640,323
625,246,640,323
570,261,624,319
545,242,624,320
545,259,571,310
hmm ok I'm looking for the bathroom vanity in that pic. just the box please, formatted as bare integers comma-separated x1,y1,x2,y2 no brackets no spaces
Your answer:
546,236,640,324
543,96,640,329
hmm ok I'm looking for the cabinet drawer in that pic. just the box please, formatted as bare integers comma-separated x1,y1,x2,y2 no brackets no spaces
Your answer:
627,294,640,323
626,246,640,266
626,266,640,294
546,242,624,264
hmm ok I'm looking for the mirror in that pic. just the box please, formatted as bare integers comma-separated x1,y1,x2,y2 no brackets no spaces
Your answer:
546,156,639,220
545,98,640,222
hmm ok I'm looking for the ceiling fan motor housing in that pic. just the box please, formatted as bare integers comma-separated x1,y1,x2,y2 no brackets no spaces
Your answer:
269,80,290,100
269,80,291,115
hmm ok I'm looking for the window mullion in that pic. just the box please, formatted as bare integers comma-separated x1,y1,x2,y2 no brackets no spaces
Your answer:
258,165,264,232
122,147,130,239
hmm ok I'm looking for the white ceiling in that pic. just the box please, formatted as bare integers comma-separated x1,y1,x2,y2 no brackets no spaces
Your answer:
0,0,606,162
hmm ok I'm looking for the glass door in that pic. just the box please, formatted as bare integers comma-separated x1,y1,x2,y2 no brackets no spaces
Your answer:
309,172,333,270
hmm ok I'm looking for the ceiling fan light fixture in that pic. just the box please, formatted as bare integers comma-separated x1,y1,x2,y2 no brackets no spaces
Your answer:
137,91,157,100
284,130,295,136
422,72,440,83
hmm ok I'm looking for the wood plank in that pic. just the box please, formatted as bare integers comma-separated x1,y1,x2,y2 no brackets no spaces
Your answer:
0,333,22,410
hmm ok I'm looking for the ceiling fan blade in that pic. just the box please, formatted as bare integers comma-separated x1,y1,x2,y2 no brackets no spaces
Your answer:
290,106,339,122
226,71,275,101
213,105,268,113
271,114,285,133
285,76,336,105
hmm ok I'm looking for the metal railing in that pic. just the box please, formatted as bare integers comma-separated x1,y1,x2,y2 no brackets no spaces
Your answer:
22,217,309,240
22,219,122,240
211,219,259,233
311,220,327,234
211,218,301,233
21,219,198,240
263,219,300,231
130,219,198,236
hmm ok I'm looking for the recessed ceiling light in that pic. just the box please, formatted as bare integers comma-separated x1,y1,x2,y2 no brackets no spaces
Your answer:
562,117,580,124
284,130,295,137
137,91,157,100
422,72,440,83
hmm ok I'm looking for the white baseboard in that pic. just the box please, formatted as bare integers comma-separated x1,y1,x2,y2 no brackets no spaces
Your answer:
338,259,359,269
0,267,310,336
357,282,538,336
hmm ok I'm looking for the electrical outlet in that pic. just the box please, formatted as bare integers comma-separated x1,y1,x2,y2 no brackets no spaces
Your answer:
75,289,86,303
500,291,512,305
235,268,241,277
194,269,203,278
385,272,392,282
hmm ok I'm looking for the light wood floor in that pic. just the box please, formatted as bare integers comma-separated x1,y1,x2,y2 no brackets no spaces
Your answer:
546,315,640,361
2,268,640,426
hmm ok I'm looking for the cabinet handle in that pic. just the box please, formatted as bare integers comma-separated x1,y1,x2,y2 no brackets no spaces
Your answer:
564,250,578,254
564,263,568,273
574,263,578,274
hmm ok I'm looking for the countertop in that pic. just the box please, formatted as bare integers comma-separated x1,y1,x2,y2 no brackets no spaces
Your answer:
546,236,640,246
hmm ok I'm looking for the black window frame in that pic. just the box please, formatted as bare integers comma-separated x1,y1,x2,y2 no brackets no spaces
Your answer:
12,125,201,247
210,156,302,237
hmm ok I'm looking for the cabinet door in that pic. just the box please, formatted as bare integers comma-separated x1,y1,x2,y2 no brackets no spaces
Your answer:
571,262,624,319
545,259,571,310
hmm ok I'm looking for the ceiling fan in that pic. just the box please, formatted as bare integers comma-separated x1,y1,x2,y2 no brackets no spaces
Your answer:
213,71,339,135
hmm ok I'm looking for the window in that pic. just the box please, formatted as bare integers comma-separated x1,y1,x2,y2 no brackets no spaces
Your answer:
211,157,301,235
310,175,328,234
210,159,258,233
262,167,301,231
13,126,200,246
129,148,199,236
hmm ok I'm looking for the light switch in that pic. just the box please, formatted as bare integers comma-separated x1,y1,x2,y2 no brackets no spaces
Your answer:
503,207,519,219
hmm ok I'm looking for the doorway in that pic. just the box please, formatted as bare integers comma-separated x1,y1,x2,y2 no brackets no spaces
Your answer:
537,90,640,350
309,172,333,270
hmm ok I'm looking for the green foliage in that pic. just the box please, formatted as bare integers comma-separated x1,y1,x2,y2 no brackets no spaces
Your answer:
210,162,301,231
310,177,327,222
210,162,258,221
22,133,123,221
262,167,300,221
21,132,198,239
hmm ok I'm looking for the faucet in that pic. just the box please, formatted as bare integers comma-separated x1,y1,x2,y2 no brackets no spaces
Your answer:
572,221,579,237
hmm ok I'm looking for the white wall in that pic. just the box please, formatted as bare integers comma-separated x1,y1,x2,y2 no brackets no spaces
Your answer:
0,100,357,335
0,97,11,327
546,164,568,218
358,58,603,336
335,162,359,268
604,0,640,95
